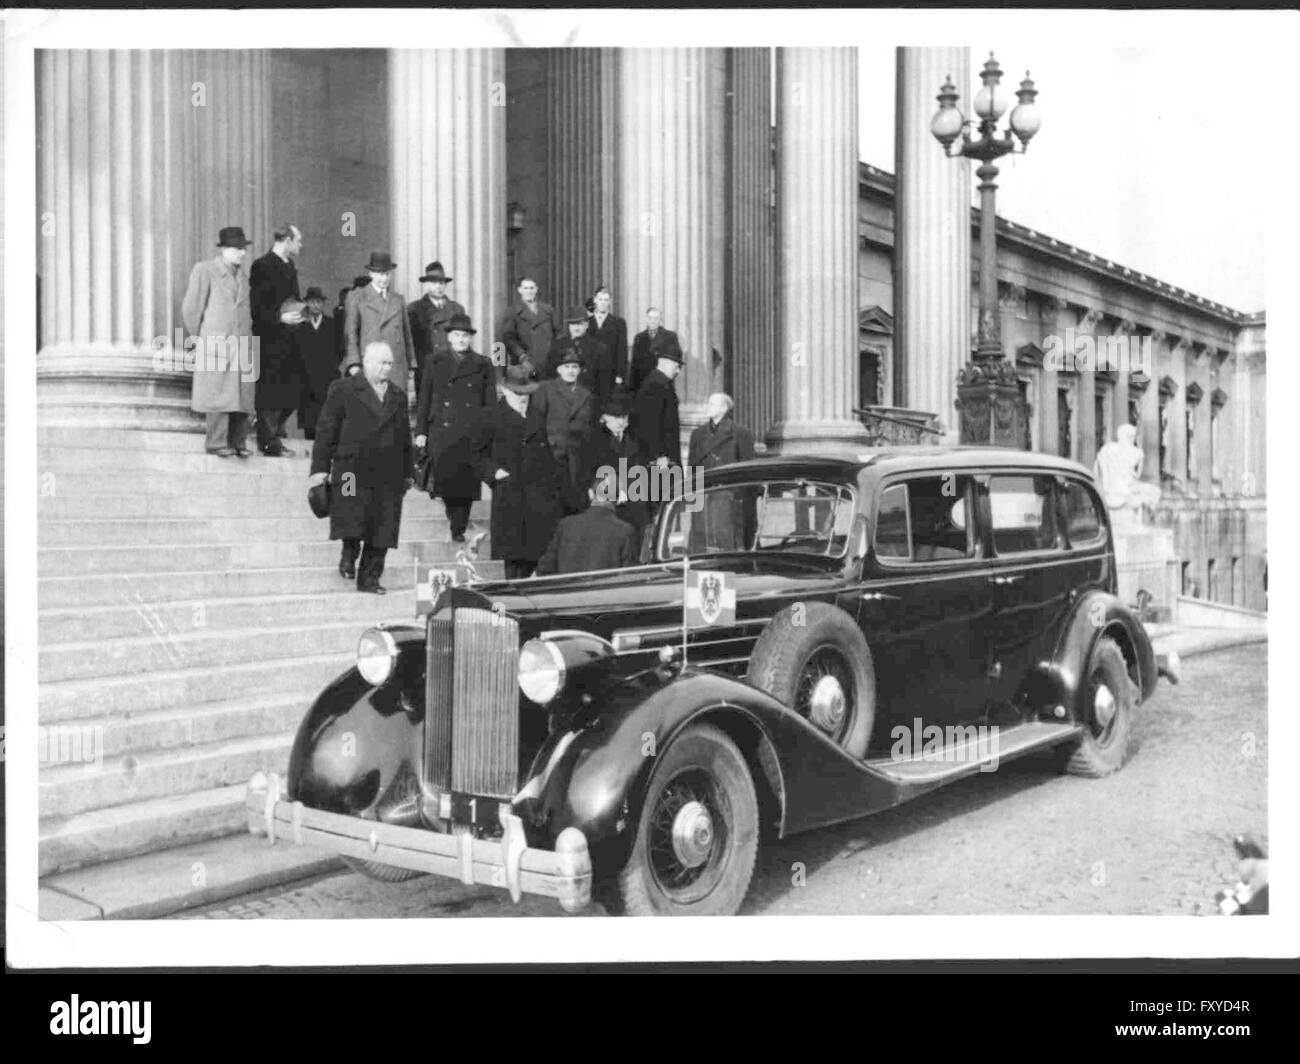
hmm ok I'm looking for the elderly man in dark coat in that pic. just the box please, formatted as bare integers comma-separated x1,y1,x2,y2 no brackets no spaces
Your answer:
688,392,758,552
525,344,598,512
535,467,642,576
342,251,416,391
582,387,651,537
473,365,565,580
294,287,337,440
414,312,496,543
499,277,561,379
628,307,683,395
407,261,466,400
309,342,414,594
250,223,304,456
631,345,684,470
545,305,601,383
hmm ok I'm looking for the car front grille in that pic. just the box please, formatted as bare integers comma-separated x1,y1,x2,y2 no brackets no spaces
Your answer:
424,607,521,800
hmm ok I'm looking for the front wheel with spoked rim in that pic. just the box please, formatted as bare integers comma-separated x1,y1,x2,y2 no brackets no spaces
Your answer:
604,723,759,916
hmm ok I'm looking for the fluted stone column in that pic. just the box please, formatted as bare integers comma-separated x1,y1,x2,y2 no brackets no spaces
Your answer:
766,48,870,454
615,48,728,449
37,50,272,430
389,50,506,359
727,48,776,442
547,49,617,316
895,47,971,436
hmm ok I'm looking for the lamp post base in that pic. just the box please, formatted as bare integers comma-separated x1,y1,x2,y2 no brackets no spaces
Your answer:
955,358,1028,449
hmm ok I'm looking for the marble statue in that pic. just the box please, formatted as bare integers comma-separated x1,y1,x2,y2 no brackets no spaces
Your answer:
1094,424,1162,525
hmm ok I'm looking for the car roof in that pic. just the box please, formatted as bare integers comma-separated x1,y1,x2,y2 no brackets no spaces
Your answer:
703,447,1094,484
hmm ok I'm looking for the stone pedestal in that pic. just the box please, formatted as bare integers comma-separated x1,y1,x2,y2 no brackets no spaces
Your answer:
955,358,1026,448
37,50,273,431
894,48,971,439
766,48,870,455
389,49,507,358
1113,524,1178,615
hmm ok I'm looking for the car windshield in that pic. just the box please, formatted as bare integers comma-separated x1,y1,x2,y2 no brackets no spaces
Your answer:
657,480,855,560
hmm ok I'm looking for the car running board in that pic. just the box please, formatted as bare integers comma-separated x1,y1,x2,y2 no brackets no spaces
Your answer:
862,720,1084,791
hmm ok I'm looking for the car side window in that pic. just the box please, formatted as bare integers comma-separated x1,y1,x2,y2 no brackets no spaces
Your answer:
989,475,1062,554
1062,480,1104,547
875,477,975,563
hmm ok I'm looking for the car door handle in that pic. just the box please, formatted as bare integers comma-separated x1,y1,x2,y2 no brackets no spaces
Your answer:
989,574,1023,586
860,591,900,602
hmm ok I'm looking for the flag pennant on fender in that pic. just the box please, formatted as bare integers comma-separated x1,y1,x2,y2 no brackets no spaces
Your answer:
416,565,459,616
685,570,736,627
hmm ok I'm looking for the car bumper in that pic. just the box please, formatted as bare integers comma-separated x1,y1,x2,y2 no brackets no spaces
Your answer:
245,772,592,913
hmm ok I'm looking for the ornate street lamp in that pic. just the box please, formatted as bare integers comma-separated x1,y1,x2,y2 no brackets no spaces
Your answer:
932,53,1041,447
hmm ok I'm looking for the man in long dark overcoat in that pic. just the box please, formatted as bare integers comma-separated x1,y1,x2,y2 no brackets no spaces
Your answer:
407,260,466,399
581,387,652,538
414,312,496,542
525,345,598,513
631,347,684,470
473,365,565,580
342,251,415,391
250,223,303,456
687,392,758,551
309,342,413,594
294,287,337,440
587,285,629,401
499,277,560,379
628,307,683,395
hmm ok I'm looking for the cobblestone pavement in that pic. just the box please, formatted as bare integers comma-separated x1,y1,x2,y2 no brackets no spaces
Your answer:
183,643,1267,920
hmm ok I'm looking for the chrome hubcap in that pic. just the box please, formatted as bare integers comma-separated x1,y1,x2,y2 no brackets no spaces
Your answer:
809,675,847,734
1093,684,1117,729
670,800,714,869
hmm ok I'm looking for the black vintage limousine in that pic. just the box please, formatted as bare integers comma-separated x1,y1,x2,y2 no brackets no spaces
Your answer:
247,447,1178,916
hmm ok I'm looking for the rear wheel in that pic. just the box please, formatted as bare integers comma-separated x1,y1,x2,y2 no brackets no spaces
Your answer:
1060,637,1135,777
342,856,427,883
605,723,759,916
746,602,875,758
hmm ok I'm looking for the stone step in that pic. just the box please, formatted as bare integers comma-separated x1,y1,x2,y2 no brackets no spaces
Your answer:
40,445,317,476
39,513,463,546
39,651,349,723
38,536,489,577
38,490,491,520
40,733,292,821
41,692,305,761
41,618,377,683
38,558,503,609
39,783,253,877
40,588,430,644
41,469,418,498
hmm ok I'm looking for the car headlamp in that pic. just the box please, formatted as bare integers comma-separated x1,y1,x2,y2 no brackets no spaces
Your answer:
357,627,398,686
518,638,566,705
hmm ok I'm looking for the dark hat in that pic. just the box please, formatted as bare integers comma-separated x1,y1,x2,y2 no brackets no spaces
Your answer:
501,362,540,395
584,296,596,313
656,345,685,366
566,305,590,324
365,250,397,272
444,312,476,335
602,389,634,417
419,261,453,283
304,286,325,302
307,481,331,519
556,343,586,366
217,226,252,248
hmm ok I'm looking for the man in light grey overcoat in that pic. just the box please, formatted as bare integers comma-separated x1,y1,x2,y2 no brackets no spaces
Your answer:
182,226,258,456
341,251,416,392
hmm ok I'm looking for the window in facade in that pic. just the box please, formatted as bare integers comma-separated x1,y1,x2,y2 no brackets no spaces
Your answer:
1158,376,1178,483
1095,384,1112,456
1185,381,1204,485
1207,558,1217,602
1057,387,1073,460
1211,388,1227,486
1181,560,1191,596
1231,556,1240,606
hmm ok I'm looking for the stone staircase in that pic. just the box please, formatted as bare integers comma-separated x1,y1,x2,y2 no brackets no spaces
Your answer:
37,426,497,877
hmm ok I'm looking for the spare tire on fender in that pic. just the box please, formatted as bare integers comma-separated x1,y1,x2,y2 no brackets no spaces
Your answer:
745,601,875,759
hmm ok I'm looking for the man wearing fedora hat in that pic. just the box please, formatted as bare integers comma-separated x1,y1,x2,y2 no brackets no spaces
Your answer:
630,345,685,474
471,364,565,579
342,251,415,392
294,287,337,439
182,225,256,457
407,260,466,400
582,386,651,538
414,312,496,543
525,342,598,512
250,223,304,456
545,305,601,384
